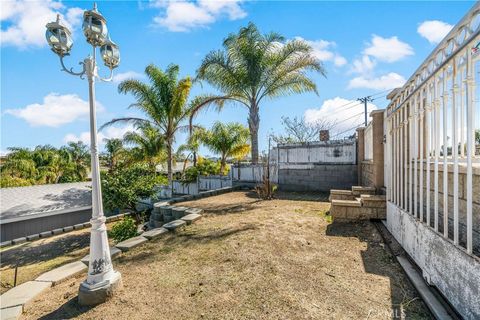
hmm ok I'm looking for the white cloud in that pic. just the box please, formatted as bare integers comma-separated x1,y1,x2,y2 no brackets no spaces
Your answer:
64,124,137,147
152,0,247,32
351,55,376,75
296,37,347,67
112,71,145,84
417,20,453,44
363,35,414,63
4,93,103,127
348,72,406,90
0,0,83,49
304,97,378,135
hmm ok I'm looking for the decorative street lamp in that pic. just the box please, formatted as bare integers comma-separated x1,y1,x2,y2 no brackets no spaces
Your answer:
46,3,121,306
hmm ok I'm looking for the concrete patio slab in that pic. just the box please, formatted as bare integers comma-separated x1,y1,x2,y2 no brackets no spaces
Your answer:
142,227,169,240
181,213,202,225
115,236,148,252
0,281,51,310
0,305,22,320
81,247,122,266
162,219,186,231
35,261,87,286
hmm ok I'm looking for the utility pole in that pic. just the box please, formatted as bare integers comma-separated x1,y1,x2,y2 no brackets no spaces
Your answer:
358,96,373,126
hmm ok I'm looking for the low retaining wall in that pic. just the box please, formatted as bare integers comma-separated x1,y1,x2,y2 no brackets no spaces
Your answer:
1,207,93,242
278,164,357,192
386,202,480,319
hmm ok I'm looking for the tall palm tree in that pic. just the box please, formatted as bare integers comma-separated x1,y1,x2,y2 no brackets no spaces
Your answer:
1,147,37,181
101,64,227,185
196,22,325,163
199,122,250,173
123,123,165,172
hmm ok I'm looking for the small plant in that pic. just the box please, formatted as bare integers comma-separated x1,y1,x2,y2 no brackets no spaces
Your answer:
255,172,277,200
109,216,138,243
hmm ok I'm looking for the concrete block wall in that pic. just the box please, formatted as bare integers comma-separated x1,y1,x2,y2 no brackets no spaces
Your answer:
278,164,357,192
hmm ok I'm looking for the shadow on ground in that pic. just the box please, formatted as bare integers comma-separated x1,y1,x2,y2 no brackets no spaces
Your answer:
1,232,90,269
37,297,94,320
326,221,430,319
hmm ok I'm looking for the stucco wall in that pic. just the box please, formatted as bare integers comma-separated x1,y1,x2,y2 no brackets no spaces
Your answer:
386,202,480,319
361,161,375,188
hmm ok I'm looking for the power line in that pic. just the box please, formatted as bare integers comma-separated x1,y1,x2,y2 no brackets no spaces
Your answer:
331,122,365,139
330,111,364,128
358,96,374,126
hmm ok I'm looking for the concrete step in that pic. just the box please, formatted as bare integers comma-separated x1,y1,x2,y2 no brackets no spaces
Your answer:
142,227,169,240
115,236,148,252
181,213,202,225
331,199,361,207
162,219,187,231
35,261,87,286
0,305,22,320
0,281,51,310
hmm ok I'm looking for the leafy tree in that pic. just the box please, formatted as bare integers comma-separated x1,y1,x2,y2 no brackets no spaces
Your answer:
101,64,228,186
198,122,250,173
271,116,334,144
182,157,224,182
176,126,203,171
123,123,165,172
196,22,325,163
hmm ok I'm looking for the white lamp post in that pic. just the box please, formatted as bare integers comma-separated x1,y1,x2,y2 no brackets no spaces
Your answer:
46,3,121,306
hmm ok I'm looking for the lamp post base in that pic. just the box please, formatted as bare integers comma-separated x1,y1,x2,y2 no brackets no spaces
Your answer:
78,271,122,306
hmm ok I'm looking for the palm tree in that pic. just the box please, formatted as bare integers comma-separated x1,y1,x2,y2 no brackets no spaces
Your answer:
61,141,90,181
196,22,325,163
123,123,165,172
199,122,250,173
104,138,125,172
1,147,37,182
101,64,227,185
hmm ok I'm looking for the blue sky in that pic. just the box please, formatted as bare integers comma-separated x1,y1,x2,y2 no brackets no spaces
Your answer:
1,0,475,156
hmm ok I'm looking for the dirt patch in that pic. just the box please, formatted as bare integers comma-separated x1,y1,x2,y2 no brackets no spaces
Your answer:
20,191,429,319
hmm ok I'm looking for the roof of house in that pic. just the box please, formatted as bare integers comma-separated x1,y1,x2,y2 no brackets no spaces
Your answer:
0,182,92,221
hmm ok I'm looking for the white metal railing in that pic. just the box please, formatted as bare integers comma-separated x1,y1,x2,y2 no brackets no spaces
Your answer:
386,3,480,256
364,124,374,161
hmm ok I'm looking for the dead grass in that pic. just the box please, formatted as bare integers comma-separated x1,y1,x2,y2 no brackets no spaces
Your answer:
20,191,430,319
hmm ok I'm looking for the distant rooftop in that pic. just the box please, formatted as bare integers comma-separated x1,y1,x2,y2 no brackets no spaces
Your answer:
0,182,92,221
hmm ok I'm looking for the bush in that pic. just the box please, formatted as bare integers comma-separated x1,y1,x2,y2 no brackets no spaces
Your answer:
109,216,138,242
101,163,167,214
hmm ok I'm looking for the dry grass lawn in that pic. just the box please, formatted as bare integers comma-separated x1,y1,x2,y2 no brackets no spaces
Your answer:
20,191,429,319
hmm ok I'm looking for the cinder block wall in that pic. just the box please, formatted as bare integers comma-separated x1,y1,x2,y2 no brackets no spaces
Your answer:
278,164,358,192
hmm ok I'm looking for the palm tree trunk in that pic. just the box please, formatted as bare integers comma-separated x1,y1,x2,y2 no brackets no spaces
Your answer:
167,140,173,184
248,103,260,164
220,155,227,175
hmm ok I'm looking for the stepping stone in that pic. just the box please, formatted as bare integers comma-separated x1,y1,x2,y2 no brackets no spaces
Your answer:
115,236,148,252
181,213,202,225
185,208,203,215
0,241,12,248
36,261,87,286
153,201,170,213
162,219,186,231
172,207,188,219
142,227,169,240
81,247,122,266
0,281,51,310
73,224,84,230
0,305,22,320
63,226,74,232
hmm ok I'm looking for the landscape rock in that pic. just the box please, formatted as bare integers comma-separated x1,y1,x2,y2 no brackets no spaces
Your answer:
181,213,202,225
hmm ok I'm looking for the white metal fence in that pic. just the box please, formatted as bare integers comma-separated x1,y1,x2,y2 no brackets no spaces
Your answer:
386,4,480,256
199,175,232,190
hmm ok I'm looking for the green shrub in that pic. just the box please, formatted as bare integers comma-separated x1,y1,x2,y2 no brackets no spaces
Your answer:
109,216,138,242
182,157,228,182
